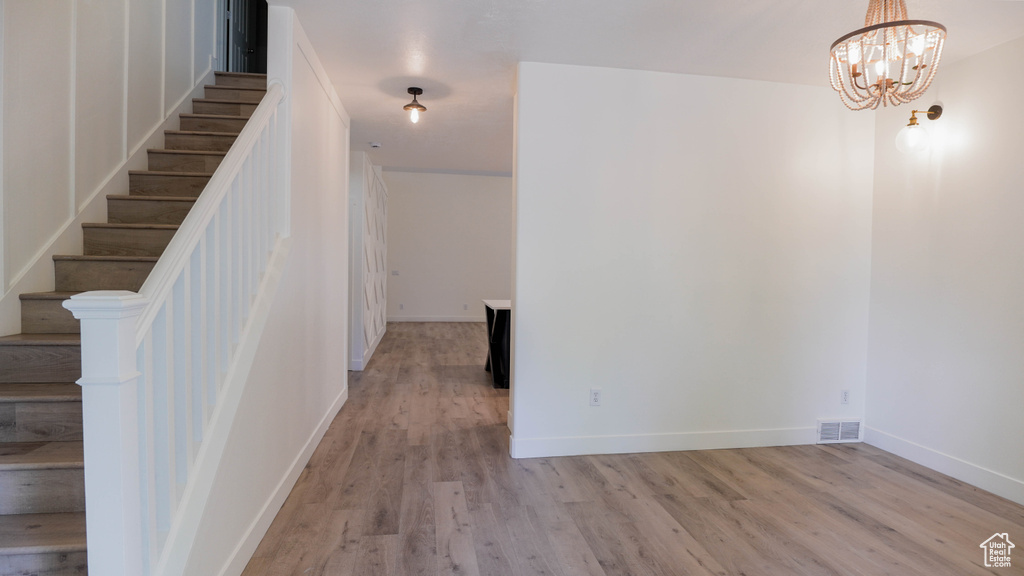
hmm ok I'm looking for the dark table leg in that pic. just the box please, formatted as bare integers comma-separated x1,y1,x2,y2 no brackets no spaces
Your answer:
484,306,495,373
484,306,510,388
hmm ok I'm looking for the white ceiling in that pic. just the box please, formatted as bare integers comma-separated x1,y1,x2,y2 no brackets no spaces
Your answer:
272,0,1024,175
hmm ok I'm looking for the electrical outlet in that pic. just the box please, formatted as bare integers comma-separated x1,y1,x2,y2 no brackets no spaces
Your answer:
391,270,399,276
399,304,404,310
841,390,850,405
590,388,602,406
463,304,468,310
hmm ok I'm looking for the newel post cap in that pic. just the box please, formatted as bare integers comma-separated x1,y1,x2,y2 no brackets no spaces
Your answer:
63,291,148,320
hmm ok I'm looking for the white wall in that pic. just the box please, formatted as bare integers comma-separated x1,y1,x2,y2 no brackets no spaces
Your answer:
866,36,1024,504
179,8,351,574
0,0,219,335
385,170,513,321
512,62,875,458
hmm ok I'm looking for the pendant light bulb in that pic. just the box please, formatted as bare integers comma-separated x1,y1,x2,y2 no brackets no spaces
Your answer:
403,87,426,124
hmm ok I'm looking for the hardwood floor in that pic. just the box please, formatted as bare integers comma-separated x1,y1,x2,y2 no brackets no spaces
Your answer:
241,322,1024,576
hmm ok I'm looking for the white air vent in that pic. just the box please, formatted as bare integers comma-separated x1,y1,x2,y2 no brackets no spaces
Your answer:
816,419,862,443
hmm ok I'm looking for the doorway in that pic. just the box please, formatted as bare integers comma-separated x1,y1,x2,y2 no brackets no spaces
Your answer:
225,0,268,73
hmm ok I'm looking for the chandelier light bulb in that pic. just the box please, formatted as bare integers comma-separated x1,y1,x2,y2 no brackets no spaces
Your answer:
907,34,926,55
848,43,862,65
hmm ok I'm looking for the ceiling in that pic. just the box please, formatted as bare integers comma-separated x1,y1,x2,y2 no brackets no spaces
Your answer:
272,0,1024,175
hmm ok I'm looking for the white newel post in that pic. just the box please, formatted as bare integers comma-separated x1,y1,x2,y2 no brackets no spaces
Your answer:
64,290,149,576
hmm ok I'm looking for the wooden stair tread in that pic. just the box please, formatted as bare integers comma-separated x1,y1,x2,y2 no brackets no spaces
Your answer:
0,333,80,346
215,71,267,79
202,84,266,92
19,291,80,301
180,113,257,121
0,441,83,470
0,512,87,554
129,170,213,177
82,223,179,230
0,383,81,402
107,194,196,202
165,129,240,137
193,97,258,104
53,255,159,262
148,148,226,156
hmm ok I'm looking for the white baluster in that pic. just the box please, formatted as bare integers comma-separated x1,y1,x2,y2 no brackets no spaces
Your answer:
205,224,219,406
233,182,243,338
219,203,232,372
151,304,172,533
190,244,206,448
172,273,190,492
240,162,252,312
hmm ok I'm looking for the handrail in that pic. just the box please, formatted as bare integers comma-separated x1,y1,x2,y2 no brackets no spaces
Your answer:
134,81,285,341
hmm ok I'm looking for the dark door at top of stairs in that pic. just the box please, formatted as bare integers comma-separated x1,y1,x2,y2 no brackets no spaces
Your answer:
227,0,267,74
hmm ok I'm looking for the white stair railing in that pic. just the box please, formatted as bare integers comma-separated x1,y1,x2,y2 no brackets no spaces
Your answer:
65,81,288,576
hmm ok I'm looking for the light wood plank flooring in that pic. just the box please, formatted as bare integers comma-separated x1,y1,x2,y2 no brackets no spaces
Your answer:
242,322,1024,576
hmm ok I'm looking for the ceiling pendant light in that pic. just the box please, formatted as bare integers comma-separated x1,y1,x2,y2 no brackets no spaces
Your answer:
829,0,946,110
403,87,426,123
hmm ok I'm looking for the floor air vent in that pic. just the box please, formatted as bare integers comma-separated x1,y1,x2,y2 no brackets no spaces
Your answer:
816,419,862,443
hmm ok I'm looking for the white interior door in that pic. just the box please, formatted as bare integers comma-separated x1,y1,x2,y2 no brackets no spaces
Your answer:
228,0,251,72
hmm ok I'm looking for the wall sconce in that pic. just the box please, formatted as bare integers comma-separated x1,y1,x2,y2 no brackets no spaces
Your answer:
403,87,426,123
896,104,943,154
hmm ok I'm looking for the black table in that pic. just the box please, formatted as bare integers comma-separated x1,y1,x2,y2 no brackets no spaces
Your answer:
483,300,511,389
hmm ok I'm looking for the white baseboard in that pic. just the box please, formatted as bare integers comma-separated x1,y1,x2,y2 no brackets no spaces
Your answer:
350,326,386,371
387,316,486,322
509,427,816,459
217,385,348,576
864,426,1024,506
365,326,385,360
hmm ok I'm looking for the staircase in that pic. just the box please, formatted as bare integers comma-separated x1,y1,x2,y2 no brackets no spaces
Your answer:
0,71,267,576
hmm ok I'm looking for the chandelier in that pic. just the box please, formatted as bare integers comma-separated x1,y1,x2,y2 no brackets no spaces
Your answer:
829,0,946,110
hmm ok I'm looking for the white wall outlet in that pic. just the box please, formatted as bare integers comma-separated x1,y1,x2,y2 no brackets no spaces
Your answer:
391,270,399,276
399,304,404,310
590,388,602,406
463,304,468,310
841,389,850,405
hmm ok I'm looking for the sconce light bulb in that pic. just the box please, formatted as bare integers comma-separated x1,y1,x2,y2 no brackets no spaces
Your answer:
896,123,929,154
410,108,420,124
